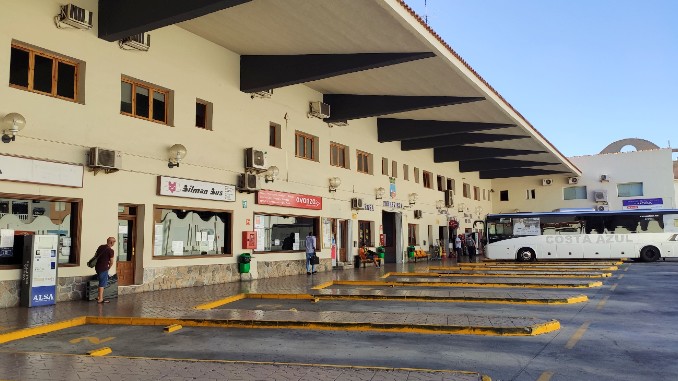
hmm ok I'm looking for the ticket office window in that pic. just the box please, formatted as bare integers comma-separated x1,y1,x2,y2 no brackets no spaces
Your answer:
254,214,320,252
0,196,80,267
358,220,373,247
153,207,232,257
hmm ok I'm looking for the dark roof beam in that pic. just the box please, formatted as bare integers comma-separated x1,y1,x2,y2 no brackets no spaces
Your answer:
401,134,526,151
434,147,544,163
324,95,484,123
241,52,435,93
377,119,514,142
458,159,557,172
98,0,252,42
479,168,571,179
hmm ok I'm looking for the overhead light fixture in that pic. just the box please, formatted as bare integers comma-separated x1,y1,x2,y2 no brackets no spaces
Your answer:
328,177,341,192
264,166,279,183
167,144,187,168
375,187,386,200
1,113,26,143
408,193,419,206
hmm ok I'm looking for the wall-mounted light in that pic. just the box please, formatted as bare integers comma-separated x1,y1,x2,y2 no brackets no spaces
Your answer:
435,200,445,210
457,203,466,213
1,113,26,143
375,187,386,200
264,166,279,183
328,177,341,192
167,144,187,168
408,193,419,206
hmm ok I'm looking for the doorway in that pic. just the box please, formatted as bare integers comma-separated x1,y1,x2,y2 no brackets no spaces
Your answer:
382,211,397,263
339,220,348,263
117,205,137,286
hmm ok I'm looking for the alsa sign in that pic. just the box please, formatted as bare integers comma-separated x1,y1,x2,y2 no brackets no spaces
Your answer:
257,190,322,210
158,176,235,202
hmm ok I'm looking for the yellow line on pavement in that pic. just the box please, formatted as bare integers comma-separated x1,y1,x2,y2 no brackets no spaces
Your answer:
331,280,602,289
87,347,112,356
537,371,553,381
0,316,87,344
565,321,591,349
624,266,629,272
596,296,609,310
610,283,618,292
390,272,611,279
312,281,334,290
194,294,245,310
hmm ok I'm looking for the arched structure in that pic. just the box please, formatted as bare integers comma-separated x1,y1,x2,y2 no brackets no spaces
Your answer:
600,138,660,154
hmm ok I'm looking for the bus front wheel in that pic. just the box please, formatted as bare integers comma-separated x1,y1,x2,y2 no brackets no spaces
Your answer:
639,246,660,262
517,248,535,262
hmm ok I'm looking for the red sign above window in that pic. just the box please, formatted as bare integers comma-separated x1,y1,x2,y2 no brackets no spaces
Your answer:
256,190,322,210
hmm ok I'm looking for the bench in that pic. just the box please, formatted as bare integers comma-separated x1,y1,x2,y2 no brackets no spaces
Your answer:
412,249,429,262
355,248,381,268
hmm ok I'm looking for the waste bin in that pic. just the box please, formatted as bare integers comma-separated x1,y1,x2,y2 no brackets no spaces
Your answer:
354,255,361,268
407,245,416,258
238,253,251,273
377,246,385,259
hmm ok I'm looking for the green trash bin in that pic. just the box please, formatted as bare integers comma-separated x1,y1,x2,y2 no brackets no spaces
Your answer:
238,253,251,274
407,245,416,258
377,246,385,259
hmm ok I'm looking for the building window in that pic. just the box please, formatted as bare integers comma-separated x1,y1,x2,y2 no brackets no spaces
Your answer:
414,168,420,183
9,44,80,102
357,151,371,174
121,77,170,124
500,190,509,201
295,131,317,161
0,195,81,267
437,175,445,191
403,164,409,181
253,214,319,252
474,186,480,200
408,224,418,246
423,171,433,189
447,179,455,194
463,183,471,198
330,142,348,168
392,161,398,178
269,123,281,148
526,189,536,199
382,158,389,176
154,207,232,257
195,99,213,130
358,220,372,246
482,189,487,201
618,182,643,197
564,186,587,200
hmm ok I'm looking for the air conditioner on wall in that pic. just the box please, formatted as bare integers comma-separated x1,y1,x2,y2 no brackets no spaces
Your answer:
57,4,93,30
600,174,610,182
238,172,260,192
567,177,580,185
596,205,610,211
244,148,266,171
542,179,553,186
593,190,608,202
414,210,423,219
88,147,121,169
351,198,364,210
444,190,454,207
120,33,151,51
250,89,273,99
309,101,330,119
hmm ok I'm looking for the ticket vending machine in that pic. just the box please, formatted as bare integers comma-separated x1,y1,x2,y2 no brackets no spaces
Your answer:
20,235,59,307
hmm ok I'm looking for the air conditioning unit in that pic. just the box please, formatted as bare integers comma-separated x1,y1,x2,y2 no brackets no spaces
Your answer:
238,172,260,192
328,120,349,127
414,210,423,219
251,89,273,99
567,177,580,185
88,147,121,169
595,205,610,211
351,198,364,210
444,190,454,207
244,148,266,171
542,179,553,186
309,101,330,119
120,33,151,51
593,190,608,202
57,4,94,30
600,174,610,182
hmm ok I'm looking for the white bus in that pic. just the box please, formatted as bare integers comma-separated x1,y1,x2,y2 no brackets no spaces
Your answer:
484,209,678,262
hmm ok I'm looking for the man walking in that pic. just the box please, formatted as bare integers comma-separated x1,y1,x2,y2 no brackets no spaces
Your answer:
466,234,477,259
305,232,316,275
95,237,116,303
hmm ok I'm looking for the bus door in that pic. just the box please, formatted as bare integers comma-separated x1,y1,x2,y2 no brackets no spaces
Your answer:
551,221,584,259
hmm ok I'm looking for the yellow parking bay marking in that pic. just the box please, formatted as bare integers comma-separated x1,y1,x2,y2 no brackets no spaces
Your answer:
0,316,87,344
468,260,623,265
433,265,618,272
87,347,112,356
610,283,618,292
194,293,316,310
596,296,609,310
618,274,624,279
537,371,554,381
329,280,602,289
69,336,114,345
390,271,611,279
624,266,630,272
164,324,183,333
566,321,591,349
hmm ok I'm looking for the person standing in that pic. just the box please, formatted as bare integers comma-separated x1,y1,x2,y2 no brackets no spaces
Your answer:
454,235,462,257
95,237,116,303
466,234,477,259
305,232,317,275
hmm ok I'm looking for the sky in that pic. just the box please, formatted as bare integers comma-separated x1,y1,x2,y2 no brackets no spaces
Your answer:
404,0,677,158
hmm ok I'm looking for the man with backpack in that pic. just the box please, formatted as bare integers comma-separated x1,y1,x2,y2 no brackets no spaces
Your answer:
466,234,477,259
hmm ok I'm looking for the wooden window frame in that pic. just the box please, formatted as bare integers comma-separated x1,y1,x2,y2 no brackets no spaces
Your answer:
195,98,213,130
473,186,480,201
403,164,409,181
9,44,79,102
357,150,371,174
500,190,509,201
330,142,348,168
358,220,373,246
121,77,170,125
382,158,389,176
392,161,398,178
463,183,471,198
295,131,317,161
447,178,455,194
414,168,420,184
423,171,433,189
408,223,418,246
270,122,282,148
